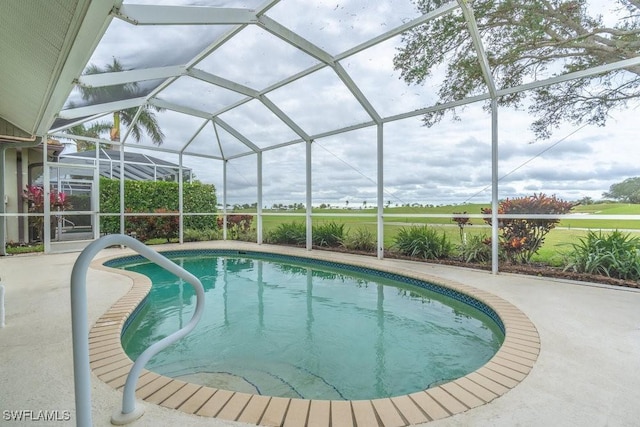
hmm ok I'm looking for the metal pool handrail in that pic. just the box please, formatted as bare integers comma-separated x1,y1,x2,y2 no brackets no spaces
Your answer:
70,234,205,426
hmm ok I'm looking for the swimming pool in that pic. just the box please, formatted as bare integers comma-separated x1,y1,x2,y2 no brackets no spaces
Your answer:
109,250,504,401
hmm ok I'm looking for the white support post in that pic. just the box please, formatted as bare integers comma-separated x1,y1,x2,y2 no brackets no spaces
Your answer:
43,140,51,253
222,160,228,240
119,143,125,236
376,123,384,260
257,151,263,244
491,99,499,275
93,149,100,240
178,153,184,244
305,140,312,250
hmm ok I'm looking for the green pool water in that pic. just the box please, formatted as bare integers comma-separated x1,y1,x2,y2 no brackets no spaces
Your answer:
119,252,504,400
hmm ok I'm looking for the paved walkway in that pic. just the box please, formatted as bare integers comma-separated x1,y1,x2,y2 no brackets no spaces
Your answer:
1,241,639,426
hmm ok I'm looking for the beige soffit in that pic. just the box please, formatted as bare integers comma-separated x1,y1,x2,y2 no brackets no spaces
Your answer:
0,0,105,137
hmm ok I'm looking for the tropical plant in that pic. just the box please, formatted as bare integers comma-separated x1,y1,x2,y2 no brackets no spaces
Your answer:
216,214,254,240
564,230,640,280
22,185,72,241
312,221,345,247
393,225,453,259
394,0,640,140
266,222,307,245
216,215,253,231
78,58,164,145
482,193,575,263
341,227,376,252
457,233,493,264
452,211,472,243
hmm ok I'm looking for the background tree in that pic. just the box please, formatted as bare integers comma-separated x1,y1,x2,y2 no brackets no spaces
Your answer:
603,177,640,203
394,0,640,139
79,58,165,145
64,121,111,151
577,196,595,205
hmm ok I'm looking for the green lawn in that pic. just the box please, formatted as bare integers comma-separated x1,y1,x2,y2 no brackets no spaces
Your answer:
239,203,640,266
560,203,640,229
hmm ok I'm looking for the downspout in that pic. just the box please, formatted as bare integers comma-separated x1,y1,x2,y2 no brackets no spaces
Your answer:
0,137,42,256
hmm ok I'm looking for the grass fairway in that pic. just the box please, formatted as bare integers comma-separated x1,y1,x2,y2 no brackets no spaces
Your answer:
560,203,640,229
238,202,640,265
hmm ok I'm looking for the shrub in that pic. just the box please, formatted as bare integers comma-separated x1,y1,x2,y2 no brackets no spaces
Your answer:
235,228,257,243
312,221,345,247
564,230,640,280
393,226,453,259
457,233,492,264
266,222,306,245
183,181,218,229
183,228,221,242
482,193,575,263
216,215,253,232
100,178,217,234
216,214,254,241
126,208,178,242
341,227,376,252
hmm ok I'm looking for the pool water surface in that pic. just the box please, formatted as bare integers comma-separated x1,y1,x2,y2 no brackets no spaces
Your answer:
117,252,504,401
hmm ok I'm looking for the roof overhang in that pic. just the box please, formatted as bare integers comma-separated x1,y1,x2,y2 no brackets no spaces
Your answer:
0,0,120,138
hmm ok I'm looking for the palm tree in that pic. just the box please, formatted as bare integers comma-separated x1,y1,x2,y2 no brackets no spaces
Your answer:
79,58,164,145
65,121,112,151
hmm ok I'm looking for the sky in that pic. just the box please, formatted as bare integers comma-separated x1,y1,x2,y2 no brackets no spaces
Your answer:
59,0,639,208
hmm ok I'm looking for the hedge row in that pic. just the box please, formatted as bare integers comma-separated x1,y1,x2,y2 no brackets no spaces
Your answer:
99,178,217,234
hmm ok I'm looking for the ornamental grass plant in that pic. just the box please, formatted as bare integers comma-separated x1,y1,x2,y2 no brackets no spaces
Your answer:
564,230,640,281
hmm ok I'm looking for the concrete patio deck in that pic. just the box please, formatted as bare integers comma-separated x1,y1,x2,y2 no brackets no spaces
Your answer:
1,241,639,426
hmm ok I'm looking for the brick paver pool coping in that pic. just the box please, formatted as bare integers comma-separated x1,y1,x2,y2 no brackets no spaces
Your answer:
89,245,539,426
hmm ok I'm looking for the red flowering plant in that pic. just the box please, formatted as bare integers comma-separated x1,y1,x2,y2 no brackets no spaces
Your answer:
125,208,179,242
481,193,575,264
216,214,253,240
23,185,72,241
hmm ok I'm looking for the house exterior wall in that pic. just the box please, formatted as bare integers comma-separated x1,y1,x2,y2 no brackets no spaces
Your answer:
2,146,45,244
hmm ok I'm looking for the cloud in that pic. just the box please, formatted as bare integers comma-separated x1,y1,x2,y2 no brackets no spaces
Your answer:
89,20,228,69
